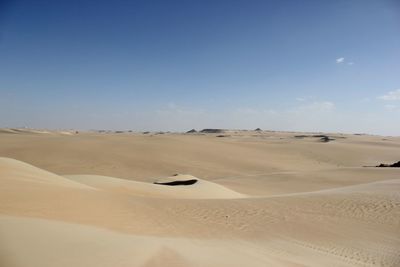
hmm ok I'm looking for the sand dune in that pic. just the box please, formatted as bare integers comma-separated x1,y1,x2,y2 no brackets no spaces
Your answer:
0,157,94,189
65,174,244,199
0,130,399,266
0,128,75,135
0,128,52,135
0,215,293,267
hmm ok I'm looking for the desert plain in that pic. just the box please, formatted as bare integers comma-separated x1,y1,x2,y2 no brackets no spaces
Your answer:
0,128,399,267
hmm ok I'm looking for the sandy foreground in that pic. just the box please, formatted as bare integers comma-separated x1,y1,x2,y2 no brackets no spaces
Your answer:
0,129,399,267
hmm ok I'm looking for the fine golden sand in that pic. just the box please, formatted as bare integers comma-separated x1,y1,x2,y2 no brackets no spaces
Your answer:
0,129,399,267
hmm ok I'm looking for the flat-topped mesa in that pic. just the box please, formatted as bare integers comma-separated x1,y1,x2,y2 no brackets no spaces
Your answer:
200,129,224,133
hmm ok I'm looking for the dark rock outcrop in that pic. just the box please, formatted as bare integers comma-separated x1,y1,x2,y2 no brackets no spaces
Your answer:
294,135,307,138
319,135,335,142
294,134,335,142
186,129,197,133
376,161,400,168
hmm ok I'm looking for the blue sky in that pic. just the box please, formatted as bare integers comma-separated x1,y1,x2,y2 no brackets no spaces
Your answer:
1,0,400,135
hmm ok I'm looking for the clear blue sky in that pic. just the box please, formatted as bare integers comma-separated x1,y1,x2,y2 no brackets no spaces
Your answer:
1,0,400,135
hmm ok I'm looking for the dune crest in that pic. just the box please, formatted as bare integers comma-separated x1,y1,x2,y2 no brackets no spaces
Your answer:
65,173,245,199
0,157,94,189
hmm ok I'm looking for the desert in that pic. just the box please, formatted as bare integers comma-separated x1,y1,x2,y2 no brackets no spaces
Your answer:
0,129,399,267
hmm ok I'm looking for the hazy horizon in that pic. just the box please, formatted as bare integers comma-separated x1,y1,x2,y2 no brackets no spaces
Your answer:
1,0,400,135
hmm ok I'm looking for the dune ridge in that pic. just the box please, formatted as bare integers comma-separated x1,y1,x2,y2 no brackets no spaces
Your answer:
64,173,244,199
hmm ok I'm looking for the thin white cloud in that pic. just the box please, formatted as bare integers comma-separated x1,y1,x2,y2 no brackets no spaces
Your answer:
167,102,178,110
336,57,345,63
347,62,354,66
234,108,277,116
378,89,400,101
318,101,335,110
295,96,314,102
234,107,259,115
263,109,278,115
384,104,397,110
294,101,335,112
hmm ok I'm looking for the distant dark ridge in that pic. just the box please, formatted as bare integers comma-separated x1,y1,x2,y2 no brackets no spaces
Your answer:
200,129,224,133
376,161,400,168
154,179,198,186
294,134,337,142
186,129,197,133
294,135,308,138
254,128,262,131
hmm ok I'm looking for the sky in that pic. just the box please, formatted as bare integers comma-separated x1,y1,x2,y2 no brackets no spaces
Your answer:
0,0,400,135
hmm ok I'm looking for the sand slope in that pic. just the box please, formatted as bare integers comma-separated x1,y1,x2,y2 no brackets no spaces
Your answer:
0,131,400,266
0,157,94,189
64,174,244,199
